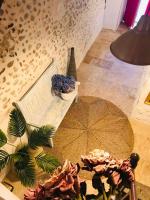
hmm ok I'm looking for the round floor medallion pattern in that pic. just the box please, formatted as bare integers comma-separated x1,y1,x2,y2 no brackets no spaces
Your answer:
49,96,134,177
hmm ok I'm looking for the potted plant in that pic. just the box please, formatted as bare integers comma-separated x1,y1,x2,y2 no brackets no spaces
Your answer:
51,74,79,100
0,108,60,187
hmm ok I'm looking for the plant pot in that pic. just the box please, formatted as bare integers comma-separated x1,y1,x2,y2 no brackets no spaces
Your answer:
61,81,80,101
61,89,77,101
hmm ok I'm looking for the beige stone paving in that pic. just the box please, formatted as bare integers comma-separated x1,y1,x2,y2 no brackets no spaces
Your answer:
78,27,150,188
131,119,150,187
4,25,150,199
78,29,144,117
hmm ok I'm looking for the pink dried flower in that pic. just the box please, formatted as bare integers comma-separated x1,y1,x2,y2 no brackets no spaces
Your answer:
43,160,81,199
81,149,111,170
24,185,45,200
24,160,82,200
111,171,121,185
81,149,135,186
81,149,119,173
120,159,134,182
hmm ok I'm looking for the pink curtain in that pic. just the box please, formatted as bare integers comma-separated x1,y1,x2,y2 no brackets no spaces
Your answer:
145,0,150,15
123,0,140,27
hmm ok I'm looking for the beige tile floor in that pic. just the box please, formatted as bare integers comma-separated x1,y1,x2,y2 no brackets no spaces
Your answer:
78,28,145,117
131,119,150,187
78,26,150,187
4,25,150,199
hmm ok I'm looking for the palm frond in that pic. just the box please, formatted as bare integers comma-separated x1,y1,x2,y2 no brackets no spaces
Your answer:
12,145,35,187
11,145,30,164
0,150,10,171
35,152,60,173
8,108,26,137
40,125,55,136
0,129,7,147
28,125,54,149
14,159,36,187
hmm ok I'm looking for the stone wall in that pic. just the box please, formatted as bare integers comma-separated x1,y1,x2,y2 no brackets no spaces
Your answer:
0,0,105,129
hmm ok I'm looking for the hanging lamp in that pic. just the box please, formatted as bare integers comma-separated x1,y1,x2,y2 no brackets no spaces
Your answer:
110,14,150,65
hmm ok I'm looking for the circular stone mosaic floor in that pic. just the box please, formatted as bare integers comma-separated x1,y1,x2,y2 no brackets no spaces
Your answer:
49,96,134,168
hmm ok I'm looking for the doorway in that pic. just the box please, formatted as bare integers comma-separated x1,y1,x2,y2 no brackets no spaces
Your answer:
134,0,149,26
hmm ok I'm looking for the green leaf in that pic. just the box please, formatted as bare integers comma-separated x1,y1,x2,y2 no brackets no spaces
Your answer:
40,125,55,137
15,159,36,187
12,145,35,187
0,150,10,171
28,125,54,149
35,152,60,173
8,108,26,137
11,145,30,164
0,129,7,147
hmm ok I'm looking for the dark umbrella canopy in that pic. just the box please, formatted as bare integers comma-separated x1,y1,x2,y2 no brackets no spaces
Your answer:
110,15,150,66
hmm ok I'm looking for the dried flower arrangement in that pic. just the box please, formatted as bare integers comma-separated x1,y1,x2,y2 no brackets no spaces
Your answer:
81,149,139,200
24,160,84,200
24,149,140,200
52,74,76,98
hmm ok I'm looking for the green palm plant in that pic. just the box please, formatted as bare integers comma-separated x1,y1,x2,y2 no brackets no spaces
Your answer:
35,152,60,173
0,130,7,147
0,108,60,187
8,108,26,137
0,150,10,171
28,125,55,149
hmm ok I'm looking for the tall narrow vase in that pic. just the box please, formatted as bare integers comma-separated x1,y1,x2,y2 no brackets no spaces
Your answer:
67,47,77,81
